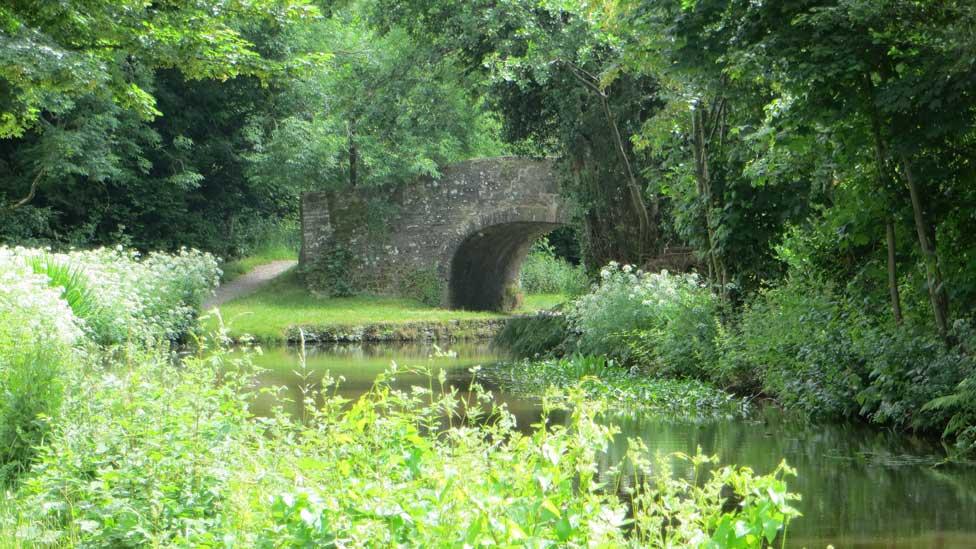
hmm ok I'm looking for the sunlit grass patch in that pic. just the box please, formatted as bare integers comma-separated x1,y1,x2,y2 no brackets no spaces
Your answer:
205,270,570,343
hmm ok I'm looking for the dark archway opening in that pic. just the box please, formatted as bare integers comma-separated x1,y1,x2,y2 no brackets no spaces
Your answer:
449,221,563,311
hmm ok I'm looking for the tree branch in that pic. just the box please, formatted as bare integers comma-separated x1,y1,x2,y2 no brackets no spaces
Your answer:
8,169,45,210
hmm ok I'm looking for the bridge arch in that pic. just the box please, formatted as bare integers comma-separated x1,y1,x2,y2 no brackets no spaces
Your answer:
441,209,566,310
301,157,570,311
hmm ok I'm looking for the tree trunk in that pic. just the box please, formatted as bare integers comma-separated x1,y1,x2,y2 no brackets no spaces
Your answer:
7,169,45,210
866,96,903,325
563,61,654,263
598,94,653,262
886,221,903,324
348,120,358,187
900,155,949,339
691,105,727,298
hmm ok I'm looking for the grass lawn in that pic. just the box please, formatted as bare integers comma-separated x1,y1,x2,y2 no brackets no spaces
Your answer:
219,244,297,282
204,269,568,342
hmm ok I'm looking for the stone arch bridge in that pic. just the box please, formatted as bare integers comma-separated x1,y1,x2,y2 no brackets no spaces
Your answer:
300,157,569,311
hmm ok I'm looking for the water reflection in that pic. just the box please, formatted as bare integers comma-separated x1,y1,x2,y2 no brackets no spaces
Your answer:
245,342,551,430
241,343,976,548
603,412,976,548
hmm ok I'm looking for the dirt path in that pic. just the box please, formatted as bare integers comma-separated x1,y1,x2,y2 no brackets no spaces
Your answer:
204,260,298,309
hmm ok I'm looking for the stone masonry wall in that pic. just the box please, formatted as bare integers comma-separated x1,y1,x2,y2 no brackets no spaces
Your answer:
300,157,570,310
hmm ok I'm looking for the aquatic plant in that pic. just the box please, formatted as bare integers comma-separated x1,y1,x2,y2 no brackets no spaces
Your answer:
495,355,750,420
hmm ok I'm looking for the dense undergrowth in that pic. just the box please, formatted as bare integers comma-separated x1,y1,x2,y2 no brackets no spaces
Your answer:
497,264,976,457
0,247,800,547
0,246,218,484
519,238,588,297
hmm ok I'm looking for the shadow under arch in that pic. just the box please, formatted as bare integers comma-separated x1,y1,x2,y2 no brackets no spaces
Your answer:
444,211,565,311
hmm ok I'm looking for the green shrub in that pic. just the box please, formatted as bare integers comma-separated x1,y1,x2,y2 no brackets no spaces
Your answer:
854,322,968,432
0,252,82,484
569,263,720,377
16,345,255,546
1,246,218,484
503,354,750,419
10,246,219,345
0,343,68,484
519,238,588,296
924,320,976,454
494,312,573,358
727,277,865,419
924,373,976,456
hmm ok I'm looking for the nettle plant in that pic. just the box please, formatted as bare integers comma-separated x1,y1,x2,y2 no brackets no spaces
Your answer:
252,374,797,547
0,251,83,483
9,343,800,546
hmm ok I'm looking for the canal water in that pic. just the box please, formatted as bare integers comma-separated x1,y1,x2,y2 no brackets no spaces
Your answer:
243,342,976,548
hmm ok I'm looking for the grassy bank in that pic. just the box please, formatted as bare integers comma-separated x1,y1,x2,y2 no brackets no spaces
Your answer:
206,269,568,343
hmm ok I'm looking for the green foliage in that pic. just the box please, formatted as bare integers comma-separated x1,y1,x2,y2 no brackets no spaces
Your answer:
3,334,794,546
303,247,357,298
494,312,573,359
0,246,216,484
921,322,976,455
0,0,330,259
0,340,67,485
17,348,247,545
0,253,82,483
569,263,720,378
398,267,443,307
69,248,219,344
857,322,974,434
246,13,507,193
23,254,101,323
519,238,588,296
0,0,324,139
723,278,866,420
627,449,800,548
504,355,749,420
924,372,976,456
0,0,505,261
